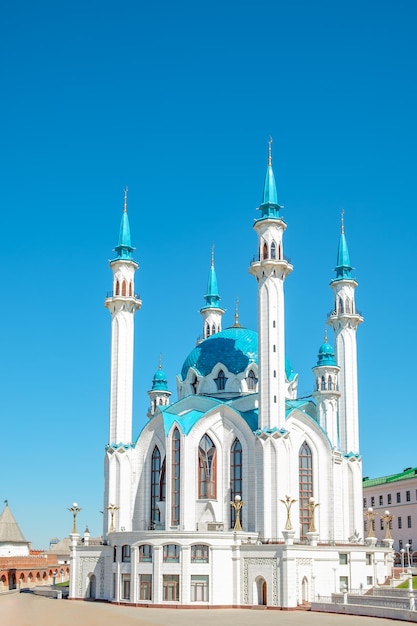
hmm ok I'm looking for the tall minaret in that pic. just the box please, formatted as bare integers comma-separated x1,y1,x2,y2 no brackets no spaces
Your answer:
249,141,293,429
104,189,142,445
199,246,225,340
327,214,363,454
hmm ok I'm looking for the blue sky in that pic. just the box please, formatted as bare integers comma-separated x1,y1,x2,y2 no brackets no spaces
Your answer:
1,0,416,549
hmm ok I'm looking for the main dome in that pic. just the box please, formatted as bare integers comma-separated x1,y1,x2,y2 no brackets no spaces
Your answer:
180,326,295,381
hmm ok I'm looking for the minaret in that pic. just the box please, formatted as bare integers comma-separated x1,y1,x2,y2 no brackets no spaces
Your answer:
104,189,142,445
249,140,293,429
199,246,225,340
312,332,340,448
147,356,172,418
327,214,363,454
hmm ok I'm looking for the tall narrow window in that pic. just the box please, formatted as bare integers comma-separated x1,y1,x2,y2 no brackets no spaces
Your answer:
263,242,268,259
115,280,120,295
299,442,313,539
129,282,133,296
206,323,210,337
160,458,166,503
271,241,276,259
211,324,216,336
230,438,242,528
171,429,181,525
198,434,217,499
122,280,127,296
214,369,226,390
247,369,257,391
151,447,161,526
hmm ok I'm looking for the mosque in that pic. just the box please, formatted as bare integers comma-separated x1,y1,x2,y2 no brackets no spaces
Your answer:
69,146,393,606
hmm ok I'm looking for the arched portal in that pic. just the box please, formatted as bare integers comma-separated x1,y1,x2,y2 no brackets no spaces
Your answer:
87,573,96,599
255,576,267,605
301,576,309,602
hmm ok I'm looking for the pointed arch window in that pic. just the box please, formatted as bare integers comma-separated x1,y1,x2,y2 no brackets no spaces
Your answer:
271,241,276,259
262,242,268,260
299,442,313,539
198,434,217,499
338,297,344,314
212,324,216,336
151,446,161,527
115,280,120,296
206,322,211,337
171,429,181,525
214,369,226,391
122,280,127,296
230,438,242,528
247,369,258,391
321,375,326,390
129,282,133,297
328,375,333,390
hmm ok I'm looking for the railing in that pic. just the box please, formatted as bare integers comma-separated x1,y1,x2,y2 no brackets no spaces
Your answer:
327,308,363,318
250,254,292,265
106,292,141,300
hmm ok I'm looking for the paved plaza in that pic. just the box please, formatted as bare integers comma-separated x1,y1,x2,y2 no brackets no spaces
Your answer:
0,593,404,626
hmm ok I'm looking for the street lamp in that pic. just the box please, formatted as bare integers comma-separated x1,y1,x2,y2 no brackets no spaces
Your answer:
381,510,393,540
106,503,120,533
401,548,405,573
230,494,244,531
406,542,412,569
308,497,319,533
68,502,82,534
364,507,377,538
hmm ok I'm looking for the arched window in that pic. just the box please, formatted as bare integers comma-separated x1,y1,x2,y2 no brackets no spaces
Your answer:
163,544,180,563
215,369,226,390
191,544,209,563
212,324,216,336
115,280,120,296
129,282,133,296
230,438,242,528
271,241,276,259
328,375,333,390
122,280,127,296
263,242,268,259
171,429,181,525
198,434,217,499
338,297,344,314
278,244,282,259
151,446,162,526
122,545,131,562
206,322,210,337
299,442,313,539
139,545,153,562
321,375,326,390
247,369,257,391
345,297,351,314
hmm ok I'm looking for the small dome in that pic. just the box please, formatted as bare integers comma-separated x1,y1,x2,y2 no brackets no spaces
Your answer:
317,340,336,366
151,367,168,391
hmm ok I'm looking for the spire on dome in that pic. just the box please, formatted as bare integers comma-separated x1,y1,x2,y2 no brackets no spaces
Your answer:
151,355,169,391
333,210,353,280
259,138,281,218
233,298,241,327
114,187,135,260
203,245,221,309
316,333,337,366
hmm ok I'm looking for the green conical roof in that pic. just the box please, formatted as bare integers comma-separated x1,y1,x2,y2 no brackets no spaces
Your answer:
333,220,353,280
258,140,281,219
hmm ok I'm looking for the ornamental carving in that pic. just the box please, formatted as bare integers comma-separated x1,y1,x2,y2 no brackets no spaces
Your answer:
242,557,278,605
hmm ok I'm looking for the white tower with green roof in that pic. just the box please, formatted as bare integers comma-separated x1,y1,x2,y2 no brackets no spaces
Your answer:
249,141,293,430
327,217,363,455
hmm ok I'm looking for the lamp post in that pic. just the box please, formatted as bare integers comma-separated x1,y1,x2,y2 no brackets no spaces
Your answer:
68,502,82,534
406,543,412,570
280,495,297,531
106,503,120,533
364,507,377,538
230,494,244,531
401,548,405,573
308,497,319,533
381,510,393,541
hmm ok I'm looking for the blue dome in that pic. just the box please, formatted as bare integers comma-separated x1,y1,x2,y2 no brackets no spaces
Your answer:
317,341,336,366
151,368,168,391
181,327,295,382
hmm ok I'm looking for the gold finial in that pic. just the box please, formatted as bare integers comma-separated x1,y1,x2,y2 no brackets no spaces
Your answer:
341,209,345,234
123,186,128,213
158,353,163,370
211,244,215,267
268,137,273,166
234,298,240,326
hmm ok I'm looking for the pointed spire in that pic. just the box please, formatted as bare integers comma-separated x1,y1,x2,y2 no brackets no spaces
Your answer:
259,138,281,218
151,355,169,391
233,298,241,327
203,246,221,308
333,210,353,280
114,187,135,260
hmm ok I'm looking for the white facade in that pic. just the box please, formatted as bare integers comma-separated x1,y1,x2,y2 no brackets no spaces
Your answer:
70,153,393,607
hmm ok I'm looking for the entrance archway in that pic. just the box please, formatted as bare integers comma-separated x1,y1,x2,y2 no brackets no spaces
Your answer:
255,576,267,605
301,576,309,603
87,574,96,599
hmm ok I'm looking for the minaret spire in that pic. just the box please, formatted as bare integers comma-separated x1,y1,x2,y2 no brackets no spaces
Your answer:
200,247,225,340
249,142,293,432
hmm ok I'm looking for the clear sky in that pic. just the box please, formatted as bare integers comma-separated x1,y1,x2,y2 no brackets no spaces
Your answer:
1,0,416,549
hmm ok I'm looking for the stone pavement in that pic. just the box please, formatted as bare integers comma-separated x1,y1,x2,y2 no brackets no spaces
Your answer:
0,593,401,626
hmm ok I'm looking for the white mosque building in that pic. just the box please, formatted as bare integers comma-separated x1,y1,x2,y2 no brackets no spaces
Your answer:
69,146,393,607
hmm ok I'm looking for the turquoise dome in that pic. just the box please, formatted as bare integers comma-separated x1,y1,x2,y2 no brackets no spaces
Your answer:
151,368,168,391
181,326,295,382
317,341,336,366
